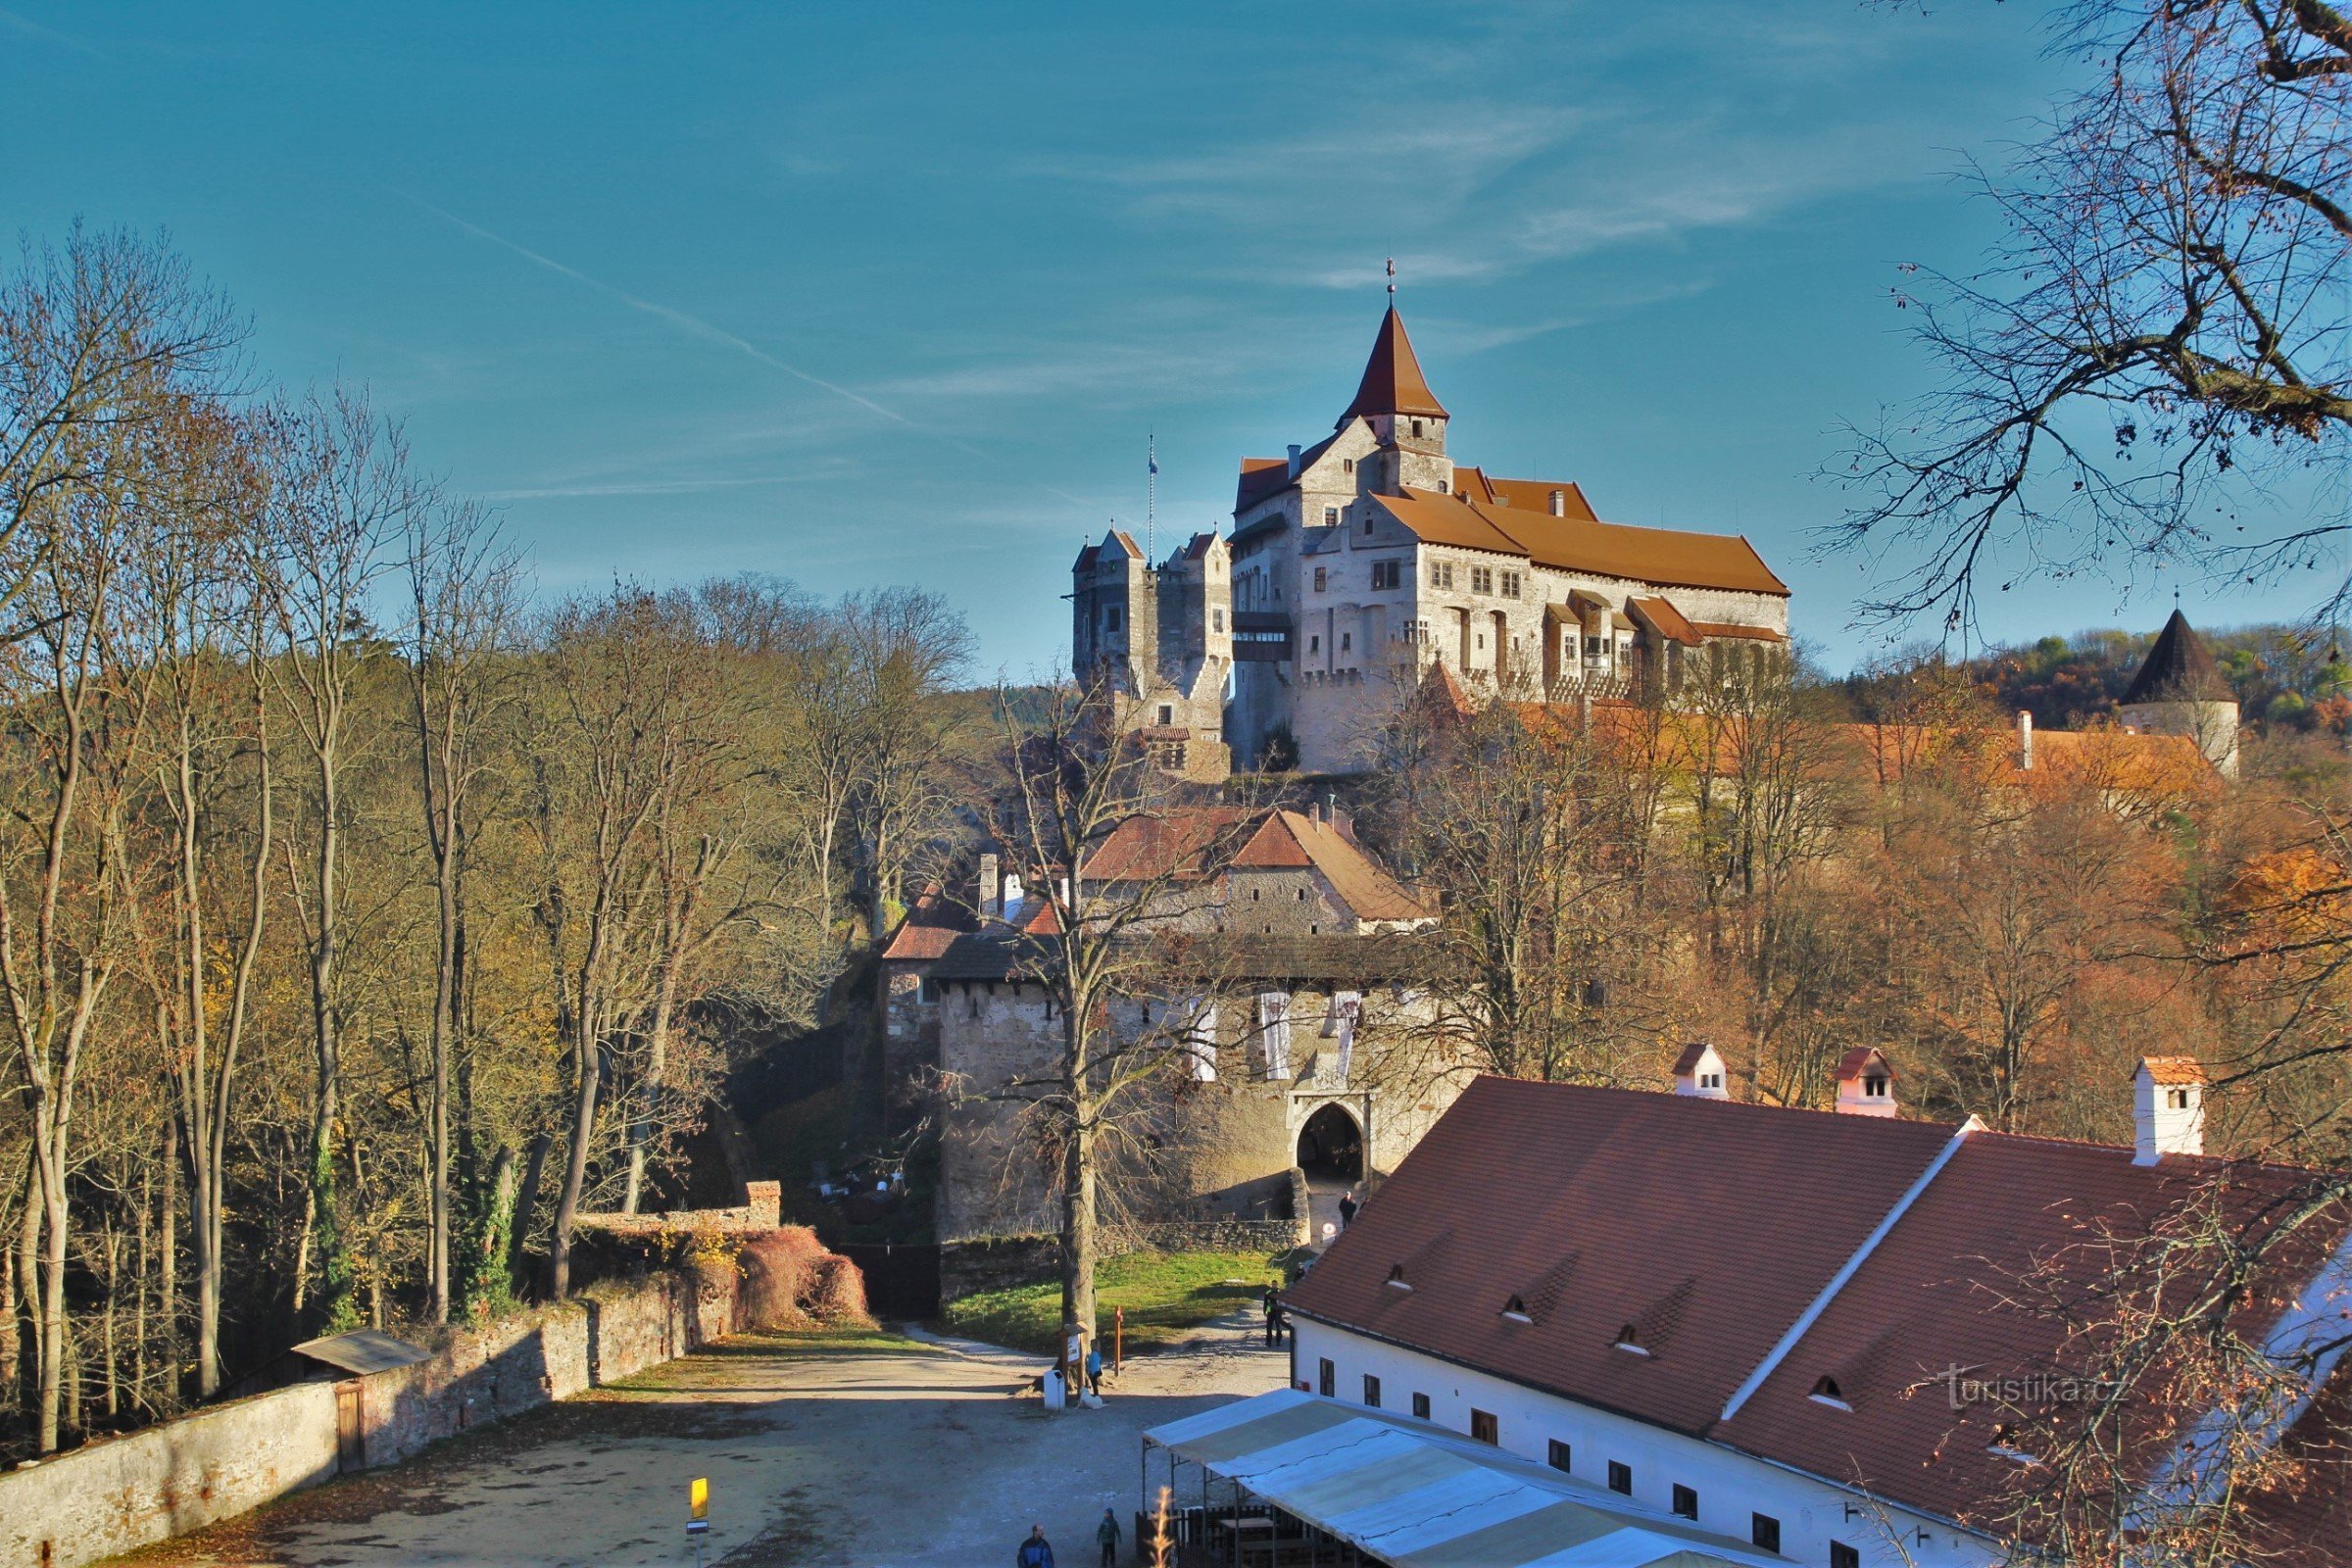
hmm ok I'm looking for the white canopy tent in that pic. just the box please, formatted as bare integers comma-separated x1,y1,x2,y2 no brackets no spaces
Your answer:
1143,1389,1775,1568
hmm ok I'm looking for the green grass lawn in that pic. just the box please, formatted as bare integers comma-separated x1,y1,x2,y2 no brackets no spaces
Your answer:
939,1249,1282,1356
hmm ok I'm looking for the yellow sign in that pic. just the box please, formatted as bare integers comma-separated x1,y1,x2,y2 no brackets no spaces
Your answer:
690,1477,709,1522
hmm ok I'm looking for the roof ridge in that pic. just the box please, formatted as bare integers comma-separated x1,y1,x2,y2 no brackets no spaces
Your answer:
1716,1116,1983,1425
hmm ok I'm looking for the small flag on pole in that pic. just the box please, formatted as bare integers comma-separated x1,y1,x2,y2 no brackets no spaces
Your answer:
688,1476,710,1534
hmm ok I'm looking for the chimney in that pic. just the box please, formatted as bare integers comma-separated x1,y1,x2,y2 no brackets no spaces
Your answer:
2133,1057,2206,1164
1548,489,1566,517
977,853,1001,916
2018,710,2034,770
1834,1048,1898,1117
1287,443,1303,480
1673,1042,1729,1100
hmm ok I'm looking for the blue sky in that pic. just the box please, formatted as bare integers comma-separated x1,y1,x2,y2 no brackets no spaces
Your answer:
4,1,2328,678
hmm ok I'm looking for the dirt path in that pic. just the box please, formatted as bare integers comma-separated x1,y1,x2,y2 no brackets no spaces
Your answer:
113,1316,1289,1568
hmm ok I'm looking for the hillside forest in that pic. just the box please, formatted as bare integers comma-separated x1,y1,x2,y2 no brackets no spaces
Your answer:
8,228,2352,1473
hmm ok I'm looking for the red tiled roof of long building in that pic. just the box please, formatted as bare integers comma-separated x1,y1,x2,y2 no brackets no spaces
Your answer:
1712,1127,2344,1529
1374,487,1790,598
1282,1077,1960,1437
1284,1075,2349,1536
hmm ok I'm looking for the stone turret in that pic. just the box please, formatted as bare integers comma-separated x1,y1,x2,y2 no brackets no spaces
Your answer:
2120,611,2239,779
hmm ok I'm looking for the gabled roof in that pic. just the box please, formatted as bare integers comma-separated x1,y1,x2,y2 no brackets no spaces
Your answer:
1338,306,1448,426
1628,596,1702,648
1456,466,1600,520
1284,1075,2350,1534
1833,1047,1894,1084
1081,807,1435,925
1282,1078,1960,1437
1671,1042,1720,1075
880,883,975,963
2123,609,2232,705
1374,487,1790,598
1235,432,1343,515
2139,1054,2207,1086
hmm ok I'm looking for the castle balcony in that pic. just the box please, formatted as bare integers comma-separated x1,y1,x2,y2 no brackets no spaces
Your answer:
1232,612,1295,663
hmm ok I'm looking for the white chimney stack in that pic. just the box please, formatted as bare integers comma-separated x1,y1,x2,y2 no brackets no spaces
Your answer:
1673,1042,1729,1100
2018,710,2034,770
1834,1048,1899,1117
1548,489,1567,517
2133,1057,2206,1164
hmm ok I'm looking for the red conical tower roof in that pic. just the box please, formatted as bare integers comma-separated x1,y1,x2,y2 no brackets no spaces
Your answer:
1339,307,1448,427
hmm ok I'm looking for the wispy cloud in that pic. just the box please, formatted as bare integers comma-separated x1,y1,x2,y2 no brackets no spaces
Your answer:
0,7,112,60
397,193,1092,507
479,472,832,501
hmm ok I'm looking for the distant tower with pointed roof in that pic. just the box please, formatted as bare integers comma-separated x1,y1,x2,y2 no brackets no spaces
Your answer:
2119,610,2239,779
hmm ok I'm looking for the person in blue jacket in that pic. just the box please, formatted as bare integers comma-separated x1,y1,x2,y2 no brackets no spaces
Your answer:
1084,1343,1105,1396
1018,1524,1054,1568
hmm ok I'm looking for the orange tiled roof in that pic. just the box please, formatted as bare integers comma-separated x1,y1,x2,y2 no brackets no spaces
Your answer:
1338,306,1448,425
1376,486,1789,598
1627,596,1701,647
2140,1055,2207,1086
1456,467,1600,521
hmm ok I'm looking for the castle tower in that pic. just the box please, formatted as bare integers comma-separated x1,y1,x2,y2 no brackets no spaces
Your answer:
2120,610,2240,779
1338,307,1452,495
1071,529,1153,691
1070,527,1231,780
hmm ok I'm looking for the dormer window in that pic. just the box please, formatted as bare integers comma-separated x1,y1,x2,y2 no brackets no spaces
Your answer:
1986,1425,2037,1465
1865,1075,1888,1099
1386,1264,1411,1292
1613,1325,1649,1356
1501,1295,1532,1324
2168,1088,2191,1110
1808,1376,1851,1411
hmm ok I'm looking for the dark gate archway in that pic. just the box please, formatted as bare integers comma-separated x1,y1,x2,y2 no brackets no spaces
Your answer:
1296,1102,1363,1182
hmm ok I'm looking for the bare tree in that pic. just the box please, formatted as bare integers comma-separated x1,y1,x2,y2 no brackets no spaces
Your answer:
402,500,519,1321
1843,1,2352,628
264,387,414,1331
976,674,1261,1340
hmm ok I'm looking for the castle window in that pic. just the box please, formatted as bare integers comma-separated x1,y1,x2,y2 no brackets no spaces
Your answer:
1431,562,1454,590
1470,566,1494,594
1342,458,1354,474
1103,606,1120,631
1547,1440,1570,1472
1411,1392,1430,1417
1308,635,1320,654
1361,1374,1381,1408
1371,560,1399,590
1361,514,1373,536
1313,566,1327,593
1750,1515,1781,1554
1608,1461,1632,1494
1673,1485,1697,1521
1212,610,1224,632
1501,570,1522,598
1469,1409,1497,1445
1411,418,1424,437
1157,705,1173,725
1323,507,1340,526
1341,632,1351,652
1437,479,1447,493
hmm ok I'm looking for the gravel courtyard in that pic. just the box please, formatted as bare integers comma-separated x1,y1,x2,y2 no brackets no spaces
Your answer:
114,1317,1287,1568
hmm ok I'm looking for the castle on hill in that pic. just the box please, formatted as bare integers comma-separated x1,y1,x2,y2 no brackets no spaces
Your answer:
1074,306,1792,776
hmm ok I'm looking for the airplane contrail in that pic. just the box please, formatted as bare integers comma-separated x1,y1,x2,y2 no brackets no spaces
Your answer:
399,192,1093,508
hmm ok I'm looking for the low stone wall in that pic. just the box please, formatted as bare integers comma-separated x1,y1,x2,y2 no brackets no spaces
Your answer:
572,1178,781,1238
0,1228,845,1568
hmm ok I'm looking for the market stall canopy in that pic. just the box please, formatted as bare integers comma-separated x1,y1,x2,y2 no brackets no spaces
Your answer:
1144,1389,1774,1568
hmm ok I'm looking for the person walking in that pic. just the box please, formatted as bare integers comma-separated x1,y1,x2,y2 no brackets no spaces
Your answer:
1085,1343,1104,1397
1262,1285,1281,1347
1097,1507,1122,1567
1338,1188,1359,1229
1018,1524,1055,1568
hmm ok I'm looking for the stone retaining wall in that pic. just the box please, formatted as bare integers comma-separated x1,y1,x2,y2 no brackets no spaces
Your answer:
0,1229,836,1568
